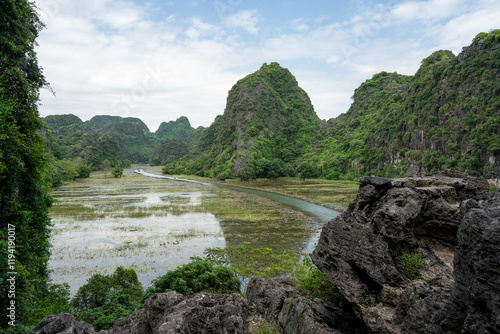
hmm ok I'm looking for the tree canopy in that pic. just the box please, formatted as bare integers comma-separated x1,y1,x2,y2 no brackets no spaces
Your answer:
0,0,52,328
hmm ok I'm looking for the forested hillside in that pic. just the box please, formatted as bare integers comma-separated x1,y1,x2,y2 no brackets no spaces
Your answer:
163,62,320,179
160,32,499,180
41,30,500,183
310,30,500,179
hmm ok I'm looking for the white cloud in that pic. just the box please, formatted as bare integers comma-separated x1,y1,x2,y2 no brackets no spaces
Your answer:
223,10,260,34
34,0,500,129
391,0,469,24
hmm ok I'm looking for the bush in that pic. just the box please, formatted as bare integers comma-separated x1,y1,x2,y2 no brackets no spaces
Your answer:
29,283,72,327
292,256,341,304
72,267,143,311
401,249,426,280
112,165,123,178
84,294,139,331
77,165,92,178
490,183,498,192
143,260,240,301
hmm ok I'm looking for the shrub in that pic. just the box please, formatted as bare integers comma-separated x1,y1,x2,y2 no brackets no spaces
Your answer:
292,256,341,304
77,165,92,178
84,294,139,331
112,165,123,178
143,260,240,301
29,283,72,326
72,267,143,311
401,249,426,280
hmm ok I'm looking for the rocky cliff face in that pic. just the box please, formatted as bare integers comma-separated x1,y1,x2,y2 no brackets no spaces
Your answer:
403,196,500,333
191,62,320,178
311,171,495,333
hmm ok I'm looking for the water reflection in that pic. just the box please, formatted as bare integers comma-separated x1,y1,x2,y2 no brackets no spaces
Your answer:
49,172,338,295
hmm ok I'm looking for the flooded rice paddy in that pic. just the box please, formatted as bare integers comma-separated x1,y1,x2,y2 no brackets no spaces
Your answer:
49,169,346,295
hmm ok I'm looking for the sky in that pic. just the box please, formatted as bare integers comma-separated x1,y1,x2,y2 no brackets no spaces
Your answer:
34,0,500,132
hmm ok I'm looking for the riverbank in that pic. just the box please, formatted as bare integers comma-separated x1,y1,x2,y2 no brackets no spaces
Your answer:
144,166,359,212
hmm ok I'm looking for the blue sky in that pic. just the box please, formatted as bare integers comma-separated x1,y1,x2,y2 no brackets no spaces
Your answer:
34,0,499,131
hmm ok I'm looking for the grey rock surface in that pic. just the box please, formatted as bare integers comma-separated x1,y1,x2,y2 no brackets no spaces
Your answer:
311,173,490,333
247,276,367,334
105,291,249,334
29,313,96,334
402,196,500,333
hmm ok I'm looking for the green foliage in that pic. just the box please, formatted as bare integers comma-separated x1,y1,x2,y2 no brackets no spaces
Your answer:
400,249,426,280
360,293,377,307
490,183,498,192
77,165,92,178
29,283,72,326
150,138,188,165
0,0,53,327
112,165,123,178
291,256,341,304
196,246,300,283
473,29,500,47
143,260,241,300
252,322,280,334
83,294,139,331
72,267,143,312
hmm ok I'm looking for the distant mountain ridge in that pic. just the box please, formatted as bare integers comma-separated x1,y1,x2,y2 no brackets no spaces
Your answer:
41,114,203,169
42,30,500,181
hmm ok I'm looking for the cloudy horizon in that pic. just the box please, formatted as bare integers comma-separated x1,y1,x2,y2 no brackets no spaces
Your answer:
34,0,500,132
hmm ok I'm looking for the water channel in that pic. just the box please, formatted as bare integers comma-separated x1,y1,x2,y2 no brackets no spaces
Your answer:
48,168,340,295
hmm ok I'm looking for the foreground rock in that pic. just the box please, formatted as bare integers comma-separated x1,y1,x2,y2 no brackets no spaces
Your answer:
31,292,249,334
402,196,500,333
311,173,491,333
104,292,249,334
246,276,368,334
29,313,96,334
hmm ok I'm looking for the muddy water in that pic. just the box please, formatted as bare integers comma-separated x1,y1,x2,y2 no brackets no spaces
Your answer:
48,170,339,295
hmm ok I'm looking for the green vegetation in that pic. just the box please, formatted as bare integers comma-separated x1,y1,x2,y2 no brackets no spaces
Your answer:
195,247,343,306
194,246,300,282
222,177,359,210
72,267,143,330
400,249,426,280
72,267,143,311
112,165,123,178
360,293,377,307
293,256,341,304
160,32,500,181
143,260,241,300
0,0,54,329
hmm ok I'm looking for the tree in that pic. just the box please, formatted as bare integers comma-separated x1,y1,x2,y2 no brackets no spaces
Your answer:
78,165,92,178
112,165,123,178
0,0,52,328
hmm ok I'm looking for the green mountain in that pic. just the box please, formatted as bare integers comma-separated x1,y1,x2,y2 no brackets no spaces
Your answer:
85,115,150,133
150,138,188,165
309,30,500,179
156,116,193,142
150,116,205,165
42,30,500,183
41,113,203,183
166,62,320,179
42,115,154,167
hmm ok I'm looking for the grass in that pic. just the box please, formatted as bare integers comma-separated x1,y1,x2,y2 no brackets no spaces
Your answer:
214,177,358,210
